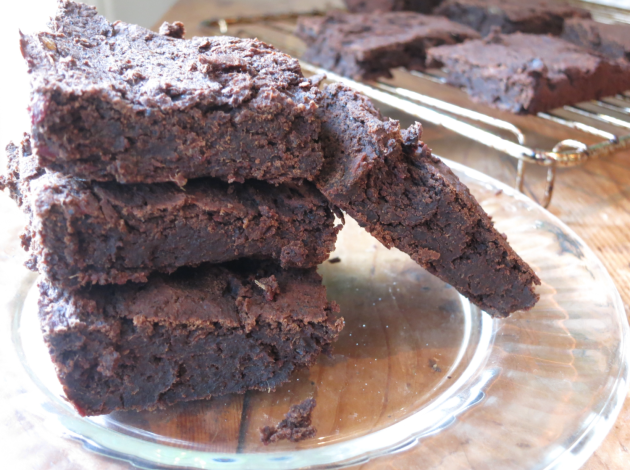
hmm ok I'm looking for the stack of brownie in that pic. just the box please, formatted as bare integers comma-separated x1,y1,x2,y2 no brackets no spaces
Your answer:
2,1,345,417
301,1,630,114
2,1,542,417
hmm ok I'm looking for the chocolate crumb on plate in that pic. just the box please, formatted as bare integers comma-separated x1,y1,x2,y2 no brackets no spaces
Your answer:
260,398,317,445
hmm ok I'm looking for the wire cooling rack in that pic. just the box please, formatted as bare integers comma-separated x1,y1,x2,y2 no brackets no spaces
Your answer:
200,1,630,207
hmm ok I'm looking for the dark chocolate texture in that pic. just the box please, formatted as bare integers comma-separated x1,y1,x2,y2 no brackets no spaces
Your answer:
427,32,630,114
315,83,540,316
21,1,323,184
297,11,480,80
260,398,317,445
435,0,591,36
562,18,630,61
2,136,340,290
38,261,343,416
344,0,443,14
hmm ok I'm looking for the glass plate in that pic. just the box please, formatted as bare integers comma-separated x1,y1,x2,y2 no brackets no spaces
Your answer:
9,159,630,470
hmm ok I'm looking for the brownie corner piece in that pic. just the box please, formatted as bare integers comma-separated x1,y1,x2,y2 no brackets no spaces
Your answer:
22,0,323,184
562,18,630,61
300,11,479,80
427,32,630,114
316,82,540,316
435,0,591,36
38,261,344,416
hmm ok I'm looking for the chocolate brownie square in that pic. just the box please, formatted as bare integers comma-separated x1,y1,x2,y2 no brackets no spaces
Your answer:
297,11,480,80
1,136,340,290
38,261,343,416
344,0,443,14
435,0,591,36
427,32,630,114
562,18,630,61
21,1,323,184
315,83,540,316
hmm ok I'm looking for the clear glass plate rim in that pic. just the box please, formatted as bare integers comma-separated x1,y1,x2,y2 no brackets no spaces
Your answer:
11,158,630,470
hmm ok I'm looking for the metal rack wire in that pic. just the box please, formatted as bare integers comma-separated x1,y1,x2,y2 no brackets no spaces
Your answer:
201,2,630,207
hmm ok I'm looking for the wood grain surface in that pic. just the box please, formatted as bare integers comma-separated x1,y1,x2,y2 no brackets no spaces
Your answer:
1,0,629,468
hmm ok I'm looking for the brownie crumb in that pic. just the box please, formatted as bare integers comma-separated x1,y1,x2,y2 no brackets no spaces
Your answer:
328,257,341,264
260,398,317,445
429,358,442,373
159,21,185,39
255,275,280,302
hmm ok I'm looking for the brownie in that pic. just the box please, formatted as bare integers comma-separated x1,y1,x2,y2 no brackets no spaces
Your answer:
435,0,591,37
315,83,540,317
562,18,630,61
427,32,630,114
21,1,324,184
298,11,480,80
1,136,340,290
344,0,443,14
38,261,343,416
260,398,317,445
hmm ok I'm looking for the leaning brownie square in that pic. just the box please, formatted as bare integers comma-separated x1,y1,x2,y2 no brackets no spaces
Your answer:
297,11,479,80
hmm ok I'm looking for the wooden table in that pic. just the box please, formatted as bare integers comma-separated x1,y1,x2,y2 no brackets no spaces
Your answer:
1,0,628,468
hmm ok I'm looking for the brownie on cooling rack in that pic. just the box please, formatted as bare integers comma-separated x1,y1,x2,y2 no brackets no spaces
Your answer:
315,83,540,317
38,260,343,416
1,136,340,290
562,18,630,61
344,0,443,14
427,32,630,114
297,11,480,80
435,0,591,36
21,1,323,184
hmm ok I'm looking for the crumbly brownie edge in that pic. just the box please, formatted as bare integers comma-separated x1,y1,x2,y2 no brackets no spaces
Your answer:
344,0,443,14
